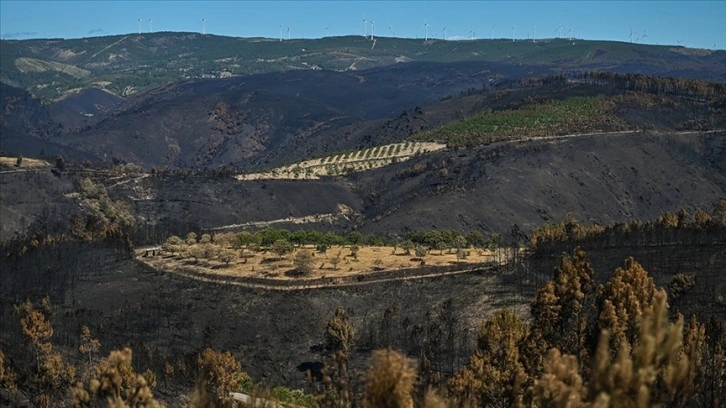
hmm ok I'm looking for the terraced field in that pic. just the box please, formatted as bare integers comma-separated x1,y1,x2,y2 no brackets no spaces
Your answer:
235,141,446,180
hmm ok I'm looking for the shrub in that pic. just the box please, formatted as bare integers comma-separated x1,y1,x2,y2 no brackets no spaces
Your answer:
293,250,314,275
364,349,416,408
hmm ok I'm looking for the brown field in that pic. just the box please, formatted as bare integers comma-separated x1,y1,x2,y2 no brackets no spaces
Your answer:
137,245,495,281
0,156,51,169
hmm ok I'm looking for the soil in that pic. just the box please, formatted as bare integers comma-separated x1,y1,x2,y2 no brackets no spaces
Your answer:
136,245,494,282
0,241,531,404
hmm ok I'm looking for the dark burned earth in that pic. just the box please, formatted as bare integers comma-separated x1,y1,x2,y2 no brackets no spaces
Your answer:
1,33,726,406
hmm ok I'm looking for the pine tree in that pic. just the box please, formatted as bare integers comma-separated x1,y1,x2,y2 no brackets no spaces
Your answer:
448,309,528,407
528,248,595,374
597,257,656,352
72,347,163,407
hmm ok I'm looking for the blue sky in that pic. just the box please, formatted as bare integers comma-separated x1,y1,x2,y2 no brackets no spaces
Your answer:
1,1,723,49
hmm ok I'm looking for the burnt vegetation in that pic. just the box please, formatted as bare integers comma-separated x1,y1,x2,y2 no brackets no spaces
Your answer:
1,34,725,407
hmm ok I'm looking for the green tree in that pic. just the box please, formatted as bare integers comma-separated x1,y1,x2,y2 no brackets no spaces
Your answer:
414,245,428,260
294,250,315,275
466,230,485,247
271,239,294,260
346,231,363,245
236,231,261,247
453,235,468,251
162,235,184,256
401,240,414,256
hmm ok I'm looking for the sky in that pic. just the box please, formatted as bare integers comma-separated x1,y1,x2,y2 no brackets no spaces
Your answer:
1,1,724,50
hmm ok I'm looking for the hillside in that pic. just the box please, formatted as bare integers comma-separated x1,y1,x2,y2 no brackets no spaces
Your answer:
1,32,726,408
3,129,723,244
2,33,725,101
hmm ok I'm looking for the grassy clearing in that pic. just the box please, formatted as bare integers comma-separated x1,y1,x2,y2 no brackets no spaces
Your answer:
235,141,446,180
412,96,615,147
15,57,91,78
137,244,492,281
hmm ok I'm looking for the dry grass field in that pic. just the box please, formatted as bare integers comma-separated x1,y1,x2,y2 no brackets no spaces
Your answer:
0,156,51,169
137,244,494,281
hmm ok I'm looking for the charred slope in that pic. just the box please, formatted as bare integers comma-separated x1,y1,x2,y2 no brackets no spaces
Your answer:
47,87,122,132
0,169,81,241
1,82,59,156
0,82,100,160
120,175,363,237
0,240,529,397
59,61,542,170
351,131,726,235
2,132,723,242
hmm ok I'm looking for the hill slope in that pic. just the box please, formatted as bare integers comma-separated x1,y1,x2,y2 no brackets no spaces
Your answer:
2,33,725,100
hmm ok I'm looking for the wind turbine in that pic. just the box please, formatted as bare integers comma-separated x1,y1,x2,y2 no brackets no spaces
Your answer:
137,18,142,34
629,27,634,43
201,18,206,35
490,24,495,40
326,25,330,37
532,26,536,43
370,20,375,40
512,25,515,42
442,26,447,40
641,28,648,42
388,25,395,37
278,24,283,41
148,18,153,32
287,27,291,40
424,20,430,41
362,15,368,38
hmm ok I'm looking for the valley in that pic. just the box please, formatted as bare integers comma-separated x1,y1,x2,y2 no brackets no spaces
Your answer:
1,32,725,407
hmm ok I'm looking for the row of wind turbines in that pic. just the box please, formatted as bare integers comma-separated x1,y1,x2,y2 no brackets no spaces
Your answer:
132,16,710,49
136,17,208,35
362,16,573,43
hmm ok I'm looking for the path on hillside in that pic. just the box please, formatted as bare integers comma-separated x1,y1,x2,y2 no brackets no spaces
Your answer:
210,212,338,231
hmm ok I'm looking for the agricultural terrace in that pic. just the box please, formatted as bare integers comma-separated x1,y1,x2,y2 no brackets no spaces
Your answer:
137,229,496,282
0,156,51,169
234,141,446,180
412,96,627,147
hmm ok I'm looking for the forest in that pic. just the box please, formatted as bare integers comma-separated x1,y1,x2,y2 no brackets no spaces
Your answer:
1,207,725,407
